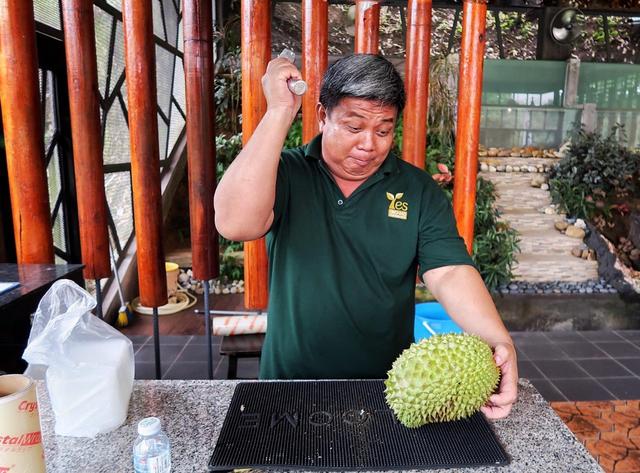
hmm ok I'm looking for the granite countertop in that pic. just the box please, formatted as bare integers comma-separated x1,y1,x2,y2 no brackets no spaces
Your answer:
37,379,603,473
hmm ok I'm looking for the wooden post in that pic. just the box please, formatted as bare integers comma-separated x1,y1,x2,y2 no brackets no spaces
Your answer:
0,0,54,263
60,0,111,279
452,0,488,253
241,0,270,310
354,0,380,54
122,0,167,307
301,0,328,143
402,0,432,169
184,0,219,281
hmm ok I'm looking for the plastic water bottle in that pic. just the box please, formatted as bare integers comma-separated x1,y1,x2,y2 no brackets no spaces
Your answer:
133,417,171,473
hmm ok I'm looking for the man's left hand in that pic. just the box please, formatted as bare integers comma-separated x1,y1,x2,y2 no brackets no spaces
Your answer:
481,342,518,419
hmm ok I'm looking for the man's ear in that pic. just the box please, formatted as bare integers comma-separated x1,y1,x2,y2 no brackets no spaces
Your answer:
316,103,327,131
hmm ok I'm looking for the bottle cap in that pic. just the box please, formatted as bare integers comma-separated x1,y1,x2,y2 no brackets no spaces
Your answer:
138,417,161,436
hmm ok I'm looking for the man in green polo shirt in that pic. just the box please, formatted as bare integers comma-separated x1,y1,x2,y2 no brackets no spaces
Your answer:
215,54,518,419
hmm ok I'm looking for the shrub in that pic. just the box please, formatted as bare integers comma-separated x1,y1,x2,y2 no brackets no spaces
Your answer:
549,124,640,220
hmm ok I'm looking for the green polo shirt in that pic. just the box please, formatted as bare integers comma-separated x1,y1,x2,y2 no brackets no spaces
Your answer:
261,133,474,380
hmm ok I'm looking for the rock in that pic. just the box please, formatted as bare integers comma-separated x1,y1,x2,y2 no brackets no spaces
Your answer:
230,287,238,294
498,150,511,157
555,221,569,231
222,287,230,294
529,166,537,173
506,165,513,172
629,248,640,261
508,283,518,291
541,183,549,191
571,246,583,257
496,165,505,172
574,218,587,230
480,162,489,172
586,287,593,294
478,151,488,157
489,166,497,172
531,175,546,188
195,286,204,295
513,166,520,172
510,152,521,157
629,211,640,249
238,286,245,293
565,225,586,239
544,207,556,215
581,249,590,259
487,147,499,157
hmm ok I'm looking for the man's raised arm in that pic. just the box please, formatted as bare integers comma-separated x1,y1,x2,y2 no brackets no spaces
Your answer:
214,57,302,241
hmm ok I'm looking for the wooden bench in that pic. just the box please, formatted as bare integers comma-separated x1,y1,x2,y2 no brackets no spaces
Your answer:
219,333,264,379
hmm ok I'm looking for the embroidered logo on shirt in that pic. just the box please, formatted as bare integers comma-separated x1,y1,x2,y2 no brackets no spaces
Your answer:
386,192,408,220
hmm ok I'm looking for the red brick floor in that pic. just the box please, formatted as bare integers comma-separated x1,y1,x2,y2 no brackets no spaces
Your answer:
551,401,640,473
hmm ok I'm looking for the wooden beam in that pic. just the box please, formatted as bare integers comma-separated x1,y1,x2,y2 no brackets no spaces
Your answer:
241,0,270,310
184,0,219,280
301,0,328,143
61,0,111,279
0,0,54,263
122,0,167,307
452,0,487,254
355,0,380,54
402,0,432,169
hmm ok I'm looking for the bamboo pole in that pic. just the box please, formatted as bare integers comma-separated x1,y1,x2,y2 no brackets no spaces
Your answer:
122,0,167,308
0,0,54,263
184,0,219,281
402,0,433,169
241,0,270,310
354,0,380,54
301,0,328,142
452,0,488,253
60,0,111,280
184,0,218,380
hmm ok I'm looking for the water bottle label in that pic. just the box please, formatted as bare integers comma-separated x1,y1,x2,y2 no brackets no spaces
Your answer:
134,451,171,473
147,451,171,473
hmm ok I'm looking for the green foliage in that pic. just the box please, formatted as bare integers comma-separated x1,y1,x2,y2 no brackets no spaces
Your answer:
214,48,242,135
472,178,521,291
284,118,303,148
549,124,640,220
219,238,244,282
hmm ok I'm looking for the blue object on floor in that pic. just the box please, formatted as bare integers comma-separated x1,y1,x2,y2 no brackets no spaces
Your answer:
414,302,462,341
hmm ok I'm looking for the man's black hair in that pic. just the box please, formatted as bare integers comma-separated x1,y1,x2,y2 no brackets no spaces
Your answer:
319,54,406,115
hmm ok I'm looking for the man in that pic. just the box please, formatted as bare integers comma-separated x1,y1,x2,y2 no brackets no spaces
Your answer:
214,54,518,419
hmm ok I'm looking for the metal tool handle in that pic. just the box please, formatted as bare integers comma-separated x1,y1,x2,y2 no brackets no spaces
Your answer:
278,48,307,96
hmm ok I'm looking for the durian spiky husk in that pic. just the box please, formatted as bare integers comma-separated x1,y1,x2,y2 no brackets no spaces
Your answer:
384,333,500,428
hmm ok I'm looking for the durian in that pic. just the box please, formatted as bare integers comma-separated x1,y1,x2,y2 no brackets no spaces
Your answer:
384,333,500,427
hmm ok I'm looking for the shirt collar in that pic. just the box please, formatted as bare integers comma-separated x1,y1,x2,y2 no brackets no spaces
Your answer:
304,133,399,176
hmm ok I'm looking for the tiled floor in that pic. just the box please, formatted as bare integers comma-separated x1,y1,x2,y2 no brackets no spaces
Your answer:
511,330,640,401
551,400,640,473
130,334,260,381
129,330,640,401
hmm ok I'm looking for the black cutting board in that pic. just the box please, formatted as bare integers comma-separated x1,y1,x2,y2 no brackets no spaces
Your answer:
209,380,509,471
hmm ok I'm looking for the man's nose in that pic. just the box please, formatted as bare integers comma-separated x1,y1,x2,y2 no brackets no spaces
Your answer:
357,131,375,151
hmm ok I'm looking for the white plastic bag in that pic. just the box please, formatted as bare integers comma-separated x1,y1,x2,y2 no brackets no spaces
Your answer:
23,279,134,437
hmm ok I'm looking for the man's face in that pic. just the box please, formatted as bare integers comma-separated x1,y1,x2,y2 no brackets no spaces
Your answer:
317,97,397,183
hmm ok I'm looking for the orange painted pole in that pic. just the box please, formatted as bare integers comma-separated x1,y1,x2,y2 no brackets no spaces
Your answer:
301,0,328,142
184,0,219,281
122,0,167,308
0,1,54,264
61,0,111,280
452,0,488,253
402,0,432,169
241,0,270,310
354,0,380,54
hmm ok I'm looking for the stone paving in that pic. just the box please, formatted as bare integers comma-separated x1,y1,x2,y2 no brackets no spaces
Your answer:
552,400,640,473
479,157,599,283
